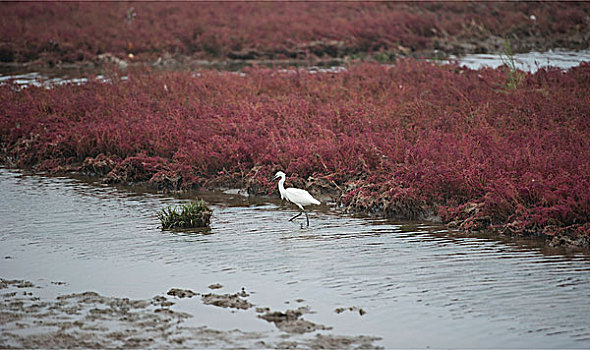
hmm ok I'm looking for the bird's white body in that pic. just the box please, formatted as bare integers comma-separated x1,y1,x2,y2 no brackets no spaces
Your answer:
273,171,320,226
281,186,321,210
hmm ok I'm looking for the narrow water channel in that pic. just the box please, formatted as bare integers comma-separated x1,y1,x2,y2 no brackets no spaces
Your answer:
2,49,590,90
1,168,589,348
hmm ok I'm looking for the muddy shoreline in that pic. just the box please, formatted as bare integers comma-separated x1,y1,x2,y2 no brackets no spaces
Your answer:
1,32,588,75
112,171,590,250
0,278,382,349
2,163,588,251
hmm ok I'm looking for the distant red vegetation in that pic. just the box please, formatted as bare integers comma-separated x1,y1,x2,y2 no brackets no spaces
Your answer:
1,2,589,64
1,61,589,246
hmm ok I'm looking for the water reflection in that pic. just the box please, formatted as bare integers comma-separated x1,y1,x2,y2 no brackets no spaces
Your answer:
1,167,589,348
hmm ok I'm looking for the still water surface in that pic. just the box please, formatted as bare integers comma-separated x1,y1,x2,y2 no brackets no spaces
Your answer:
456,49,590,72
1,168,589,348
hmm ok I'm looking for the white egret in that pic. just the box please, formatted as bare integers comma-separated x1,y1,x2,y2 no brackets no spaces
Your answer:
272,171,320,227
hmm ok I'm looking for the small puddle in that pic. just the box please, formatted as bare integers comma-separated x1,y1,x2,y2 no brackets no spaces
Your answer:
1,168,589,348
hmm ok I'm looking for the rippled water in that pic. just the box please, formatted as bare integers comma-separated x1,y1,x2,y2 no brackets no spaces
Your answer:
1,168,589,348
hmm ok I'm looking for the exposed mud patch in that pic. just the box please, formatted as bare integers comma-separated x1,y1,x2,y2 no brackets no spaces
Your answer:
207,283,223,290
199,289,332,335
201,288,252,310
166,288,198,299
303,333,382,349
0,279,382,349
335,306,367,316
0,279,35,289
0,282,195,348
258,307,331,334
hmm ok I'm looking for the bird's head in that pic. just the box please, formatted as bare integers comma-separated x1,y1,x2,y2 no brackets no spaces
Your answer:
272,171,286,181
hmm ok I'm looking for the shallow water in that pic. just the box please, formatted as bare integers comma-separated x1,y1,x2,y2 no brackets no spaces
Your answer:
0,70,108,89
455,49,590,72
1,168,589,348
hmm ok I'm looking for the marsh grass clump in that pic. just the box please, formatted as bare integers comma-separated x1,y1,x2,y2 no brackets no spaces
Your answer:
500,40,524,89
158,198,212,230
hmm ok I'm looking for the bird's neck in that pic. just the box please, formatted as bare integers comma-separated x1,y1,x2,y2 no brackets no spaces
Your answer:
278,177,287,197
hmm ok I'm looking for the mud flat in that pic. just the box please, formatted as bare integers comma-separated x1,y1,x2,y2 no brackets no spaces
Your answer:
0,279,382,349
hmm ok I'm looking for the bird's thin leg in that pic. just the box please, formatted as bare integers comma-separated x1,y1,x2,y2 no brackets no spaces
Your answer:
289,211,303,222
304,210,309,227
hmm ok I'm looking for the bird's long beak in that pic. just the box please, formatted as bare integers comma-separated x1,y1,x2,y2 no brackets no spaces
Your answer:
272,174,280,181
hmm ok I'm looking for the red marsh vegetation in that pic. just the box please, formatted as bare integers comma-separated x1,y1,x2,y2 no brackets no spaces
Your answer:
1,61,589,246
1,2,589,66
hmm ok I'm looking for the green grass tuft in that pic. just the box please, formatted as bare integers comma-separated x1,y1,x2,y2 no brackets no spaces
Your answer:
500,40,524,90
158,198,212,230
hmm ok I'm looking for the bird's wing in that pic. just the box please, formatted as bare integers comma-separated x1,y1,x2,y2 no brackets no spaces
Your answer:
285,188,321,206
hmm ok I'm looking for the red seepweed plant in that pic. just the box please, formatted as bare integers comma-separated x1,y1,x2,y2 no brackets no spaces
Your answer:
1,60,589,245
0,2,588,64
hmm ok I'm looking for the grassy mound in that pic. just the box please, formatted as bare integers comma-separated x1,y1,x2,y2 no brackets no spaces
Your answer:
158,198,212,230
